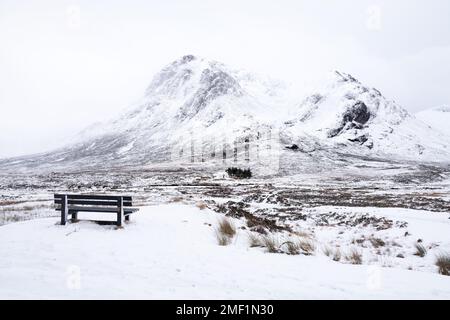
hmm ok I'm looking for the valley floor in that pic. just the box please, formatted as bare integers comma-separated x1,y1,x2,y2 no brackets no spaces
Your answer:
0,204,449,299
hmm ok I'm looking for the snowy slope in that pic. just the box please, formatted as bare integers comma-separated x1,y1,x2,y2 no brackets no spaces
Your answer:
416,106,450,137
0,204,449,299
1,55,450,171
283,72,450,161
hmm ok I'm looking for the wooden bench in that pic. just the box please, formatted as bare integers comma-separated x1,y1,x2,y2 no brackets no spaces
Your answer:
54,194,139,227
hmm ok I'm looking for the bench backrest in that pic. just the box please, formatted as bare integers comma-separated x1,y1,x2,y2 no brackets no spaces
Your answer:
54,194,134,207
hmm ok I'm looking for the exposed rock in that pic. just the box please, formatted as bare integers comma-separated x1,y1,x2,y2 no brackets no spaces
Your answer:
328,101,371,138
285,144,299,151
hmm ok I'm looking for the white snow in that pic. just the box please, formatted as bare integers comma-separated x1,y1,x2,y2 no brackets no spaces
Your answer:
1,204,449,299
4,55,450,173
416,106,450,137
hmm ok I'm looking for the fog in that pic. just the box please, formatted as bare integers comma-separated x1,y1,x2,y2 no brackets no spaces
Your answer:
1,0,449,158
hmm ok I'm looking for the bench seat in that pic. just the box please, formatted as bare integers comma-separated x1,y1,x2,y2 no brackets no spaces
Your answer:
54,194,139,226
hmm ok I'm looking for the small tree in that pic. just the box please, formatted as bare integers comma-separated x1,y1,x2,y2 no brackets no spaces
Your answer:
226,167,252,179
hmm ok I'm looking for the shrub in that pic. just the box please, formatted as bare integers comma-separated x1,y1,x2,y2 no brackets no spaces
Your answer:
323,246,333,257
195,201,207,210
218,218,236,238
346,249,363,264
226,167,252,179
414,243,427,257
298,239,315,255
248,233,264,248
435,253,450,276
215,217,236,246
369,237,386,248
262,235,279,253
333,249,342,262
281,241,301,255
216,231,231,246
170,196,184,203
323,246,341,261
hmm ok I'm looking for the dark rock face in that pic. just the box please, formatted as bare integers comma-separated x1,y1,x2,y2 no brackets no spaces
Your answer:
328,101,371,138
348,134,369,145
180,55,196,63
335,71,359,83
344,101,371,125
178,68,242,120
285,144,299,150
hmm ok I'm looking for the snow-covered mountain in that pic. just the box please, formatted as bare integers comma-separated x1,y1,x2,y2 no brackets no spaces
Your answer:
1,55,450,172
282,72,450,161
416,106,450,137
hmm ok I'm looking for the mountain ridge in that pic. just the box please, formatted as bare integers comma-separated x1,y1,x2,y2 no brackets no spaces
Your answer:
1,55,449,173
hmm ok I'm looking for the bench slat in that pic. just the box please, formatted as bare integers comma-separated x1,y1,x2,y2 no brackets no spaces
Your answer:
55,206,139,214
54,194,132,201
54,199,133,206
61,209,138,215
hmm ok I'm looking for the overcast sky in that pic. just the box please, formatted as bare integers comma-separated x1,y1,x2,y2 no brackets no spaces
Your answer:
1,0,450,158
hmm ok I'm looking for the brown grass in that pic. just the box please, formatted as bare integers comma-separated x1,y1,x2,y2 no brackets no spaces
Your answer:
215,217,236,246
414,243,427,257
248,233,264,248
292,230,312,239
369,237,386,248
169,196,184,203
0,204,47,212
195,201,208,210
332,248,342,262
0,200,24,206
346,248,363,264
435,253,450,276
323,246,333,257
323,245,341,261
218,218,236,238
298,239,315,255
262,235,279,253
281,241,301,255
216,230,231,246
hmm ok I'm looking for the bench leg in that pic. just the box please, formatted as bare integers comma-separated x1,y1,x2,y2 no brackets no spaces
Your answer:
61,212,66,225
71,211,78,223
60,195,68,225
117,212,122,226
125,215,130,222
117,196,123,227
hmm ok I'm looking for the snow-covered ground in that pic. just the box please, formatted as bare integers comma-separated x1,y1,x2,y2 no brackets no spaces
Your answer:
1,204,449,299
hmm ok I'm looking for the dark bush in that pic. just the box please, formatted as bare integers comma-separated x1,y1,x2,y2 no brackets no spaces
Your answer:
226,167,252,179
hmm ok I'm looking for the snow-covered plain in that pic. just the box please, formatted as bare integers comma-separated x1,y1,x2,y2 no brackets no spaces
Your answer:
0,204,449,299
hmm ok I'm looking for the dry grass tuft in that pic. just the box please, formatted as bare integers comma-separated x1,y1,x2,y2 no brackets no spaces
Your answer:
195,201,208,210
298,239,315,255
346,248,363,264
292,230,313,239
216,231,231,246
369,237,386,248
0,200,24,206
323,246,333,257
169,196,184,203
262,235,280,253
218,218,236,238
332,248,342,262
215,217,236,246
248,233,264,248
435,253,450,276
280,241,301,255
323,245,341,261
414,243,427,257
